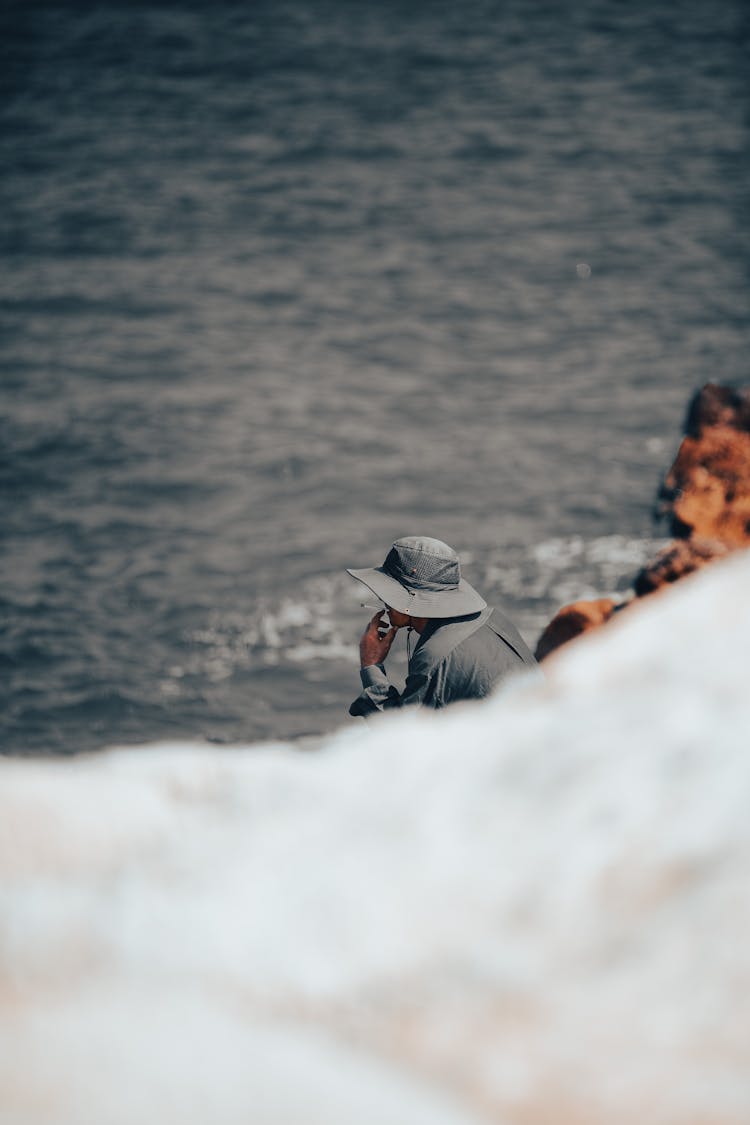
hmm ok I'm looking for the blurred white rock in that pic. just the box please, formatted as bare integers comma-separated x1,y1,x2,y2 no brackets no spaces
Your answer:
2,551,750,1125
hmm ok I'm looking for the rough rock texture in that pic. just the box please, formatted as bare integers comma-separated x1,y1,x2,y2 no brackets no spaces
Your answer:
536,383,750,661
633,537,731,597
534,597,621,662
658,383,750,545
683,381,750,436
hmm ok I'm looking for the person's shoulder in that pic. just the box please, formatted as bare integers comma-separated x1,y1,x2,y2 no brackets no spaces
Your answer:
415,613,486,666
484,607,538,666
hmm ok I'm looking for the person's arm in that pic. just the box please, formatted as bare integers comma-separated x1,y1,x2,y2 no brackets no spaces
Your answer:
349,662,432,716
348,613,432,717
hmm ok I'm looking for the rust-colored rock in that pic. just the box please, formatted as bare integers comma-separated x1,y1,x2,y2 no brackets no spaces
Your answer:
683,381,750,437
535,383,750,662
535,598,620,662
658,383,750,545
633,537,730,597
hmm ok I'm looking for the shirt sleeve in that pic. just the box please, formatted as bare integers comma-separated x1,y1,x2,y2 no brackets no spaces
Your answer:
348,662,432,717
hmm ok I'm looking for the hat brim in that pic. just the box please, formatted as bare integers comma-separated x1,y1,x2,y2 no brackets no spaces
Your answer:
347,566,487,619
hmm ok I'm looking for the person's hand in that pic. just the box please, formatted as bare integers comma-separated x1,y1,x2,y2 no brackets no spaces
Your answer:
359,611,400,669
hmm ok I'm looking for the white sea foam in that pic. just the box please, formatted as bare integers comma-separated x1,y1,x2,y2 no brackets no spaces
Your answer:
175,535,665,695
2,550,750,1123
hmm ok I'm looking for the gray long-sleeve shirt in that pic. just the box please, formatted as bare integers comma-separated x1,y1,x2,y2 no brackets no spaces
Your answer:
349,606,537,717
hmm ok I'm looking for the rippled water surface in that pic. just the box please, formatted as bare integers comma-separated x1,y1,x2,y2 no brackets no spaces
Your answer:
2,0,748,752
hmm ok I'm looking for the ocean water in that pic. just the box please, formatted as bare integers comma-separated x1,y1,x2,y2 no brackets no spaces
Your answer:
1,0,748,754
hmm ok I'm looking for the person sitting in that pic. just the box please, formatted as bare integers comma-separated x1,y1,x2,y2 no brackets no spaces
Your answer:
348,536,537,716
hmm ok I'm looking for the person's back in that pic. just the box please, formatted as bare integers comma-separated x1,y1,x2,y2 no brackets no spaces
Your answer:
409,606,535,708
347,537,537,717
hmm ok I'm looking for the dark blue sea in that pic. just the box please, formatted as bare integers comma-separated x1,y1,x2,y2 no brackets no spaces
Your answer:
2,0,748,754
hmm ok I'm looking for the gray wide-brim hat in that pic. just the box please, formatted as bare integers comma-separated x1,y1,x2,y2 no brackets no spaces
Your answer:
348,535,487,619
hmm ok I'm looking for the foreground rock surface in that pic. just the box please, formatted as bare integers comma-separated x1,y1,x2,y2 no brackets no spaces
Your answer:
2,552,750,1125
